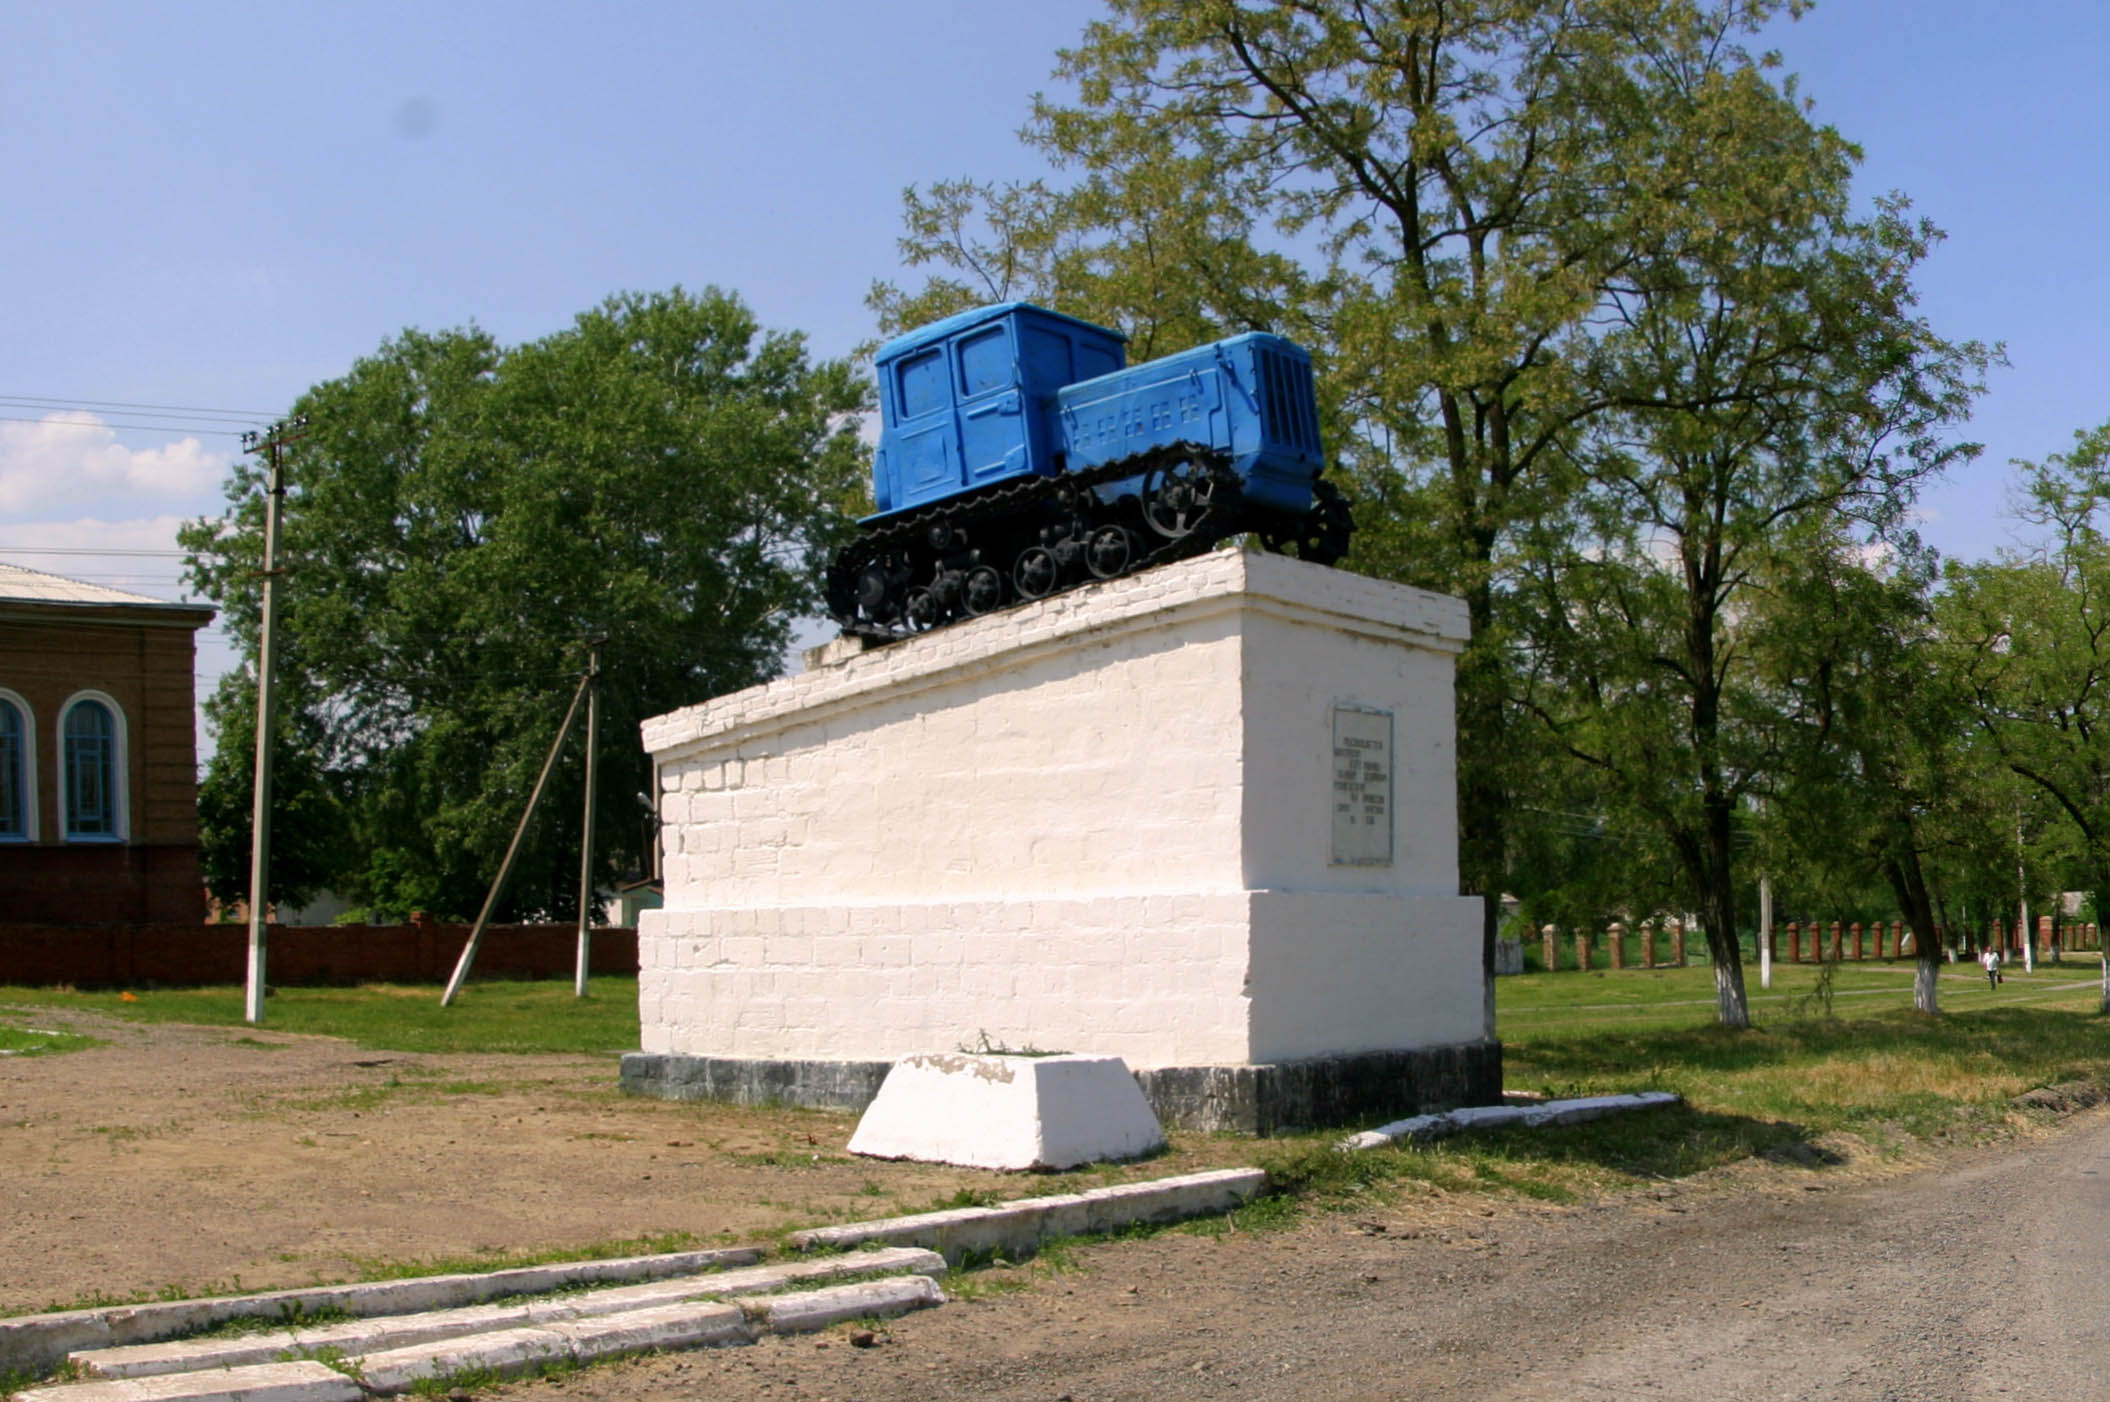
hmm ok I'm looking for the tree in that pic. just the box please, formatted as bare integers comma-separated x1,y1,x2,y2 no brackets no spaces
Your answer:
183,287,869,921
868,0,1955,1028
1944,422,2110,1011
1498,53,1986,1024
1766,542,1974,1015
194,670,342,916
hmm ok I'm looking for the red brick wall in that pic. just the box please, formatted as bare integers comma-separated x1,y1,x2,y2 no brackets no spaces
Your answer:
1,604,212,923
0,921,638,988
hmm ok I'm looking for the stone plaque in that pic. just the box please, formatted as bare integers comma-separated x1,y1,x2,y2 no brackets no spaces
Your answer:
1331,704,1394,866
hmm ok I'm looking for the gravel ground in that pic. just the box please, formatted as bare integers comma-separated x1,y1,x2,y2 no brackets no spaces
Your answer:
500,1110,2110,1402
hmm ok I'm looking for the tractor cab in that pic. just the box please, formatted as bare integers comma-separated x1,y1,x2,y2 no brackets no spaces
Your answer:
869,302,1126,520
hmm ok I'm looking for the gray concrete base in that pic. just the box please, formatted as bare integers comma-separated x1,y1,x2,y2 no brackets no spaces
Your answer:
622,1039,1502,1134
620,1053,892,1110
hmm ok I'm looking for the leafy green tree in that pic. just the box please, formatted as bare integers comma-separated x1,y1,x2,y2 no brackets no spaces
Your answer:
1503,78,1985,1026
1764,543,1974,1013
184,287,869,921
1944,422,2110,1009
868,0,1965,1029
194,670,343,916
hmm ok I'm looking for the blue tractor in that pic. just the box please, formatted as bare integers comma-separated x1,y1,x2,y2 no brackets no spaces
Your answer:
826,301,1352,638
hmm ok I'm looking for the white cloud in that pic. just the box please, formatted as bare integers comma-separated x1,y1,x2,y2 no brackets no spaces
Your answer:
0,413,230,514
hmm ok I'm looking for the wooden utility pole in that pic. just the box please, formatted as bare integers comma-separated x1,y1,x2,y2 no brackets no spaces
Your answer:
240,416,307,1025
574,639,603,997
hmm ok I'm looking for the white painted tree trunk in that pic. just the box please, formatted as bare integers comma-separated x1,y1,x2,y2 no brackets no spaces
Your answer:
1715,961,1750,1029
1915,957,1940,1015
1758,876,1773,992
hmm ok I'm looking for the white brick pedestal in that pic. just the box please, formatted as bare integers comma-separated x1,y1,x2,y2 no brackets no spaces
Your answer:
622,548,1498,1131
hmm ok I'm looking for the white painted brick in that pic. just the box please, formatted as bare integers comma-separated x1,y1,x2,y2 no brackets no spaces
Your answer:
638,551,1481,1068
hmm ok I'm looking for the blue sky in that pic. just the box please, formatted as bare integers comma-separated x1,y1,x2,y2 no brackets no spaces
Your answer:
3,0,2105,733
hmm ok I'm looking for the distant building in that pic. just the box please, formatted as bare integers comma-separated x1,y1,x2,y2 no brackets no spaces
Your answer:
0,564,216,923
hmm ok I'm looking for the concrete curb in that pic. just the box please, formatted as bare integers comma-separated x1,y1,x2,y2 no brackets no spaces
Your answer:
19,1269,951,1402
68,1249,945,1381
15,1360,364,1402
1337,1091,1683,1150
735,1276,944,1335
787,1166,1267,1263
0,1247,762,1376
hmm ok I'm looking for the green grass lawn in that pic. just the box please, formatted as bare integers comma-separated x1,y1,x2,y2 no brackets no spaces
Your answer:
0,979,641,1056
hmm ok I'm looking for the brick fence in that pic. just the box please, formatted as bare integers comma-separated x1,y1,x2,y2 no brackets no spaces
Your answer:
0,920,639,988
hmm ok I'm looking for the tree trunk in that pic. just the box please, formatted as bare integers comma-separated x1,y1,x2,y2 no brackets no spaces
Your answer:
1693,760,1749,1027
1456,589,1506,1044
1880,851,1943,1016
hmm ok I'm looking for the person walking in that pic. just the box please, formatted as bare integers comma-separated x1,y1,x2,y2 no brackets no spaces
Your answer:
1982,946,2003,989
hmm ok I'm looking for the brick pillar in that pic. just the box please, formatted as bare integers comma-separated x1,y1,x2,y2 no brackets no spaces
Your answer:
1851,922,1864,961
1576,927,1591,971
2039,914,2054,954
1828,921,1843,962
1609,921,1626,971
1542,924,1559,973
1640,918,1656,969
1787,921,1802,963
1672,918,1686,966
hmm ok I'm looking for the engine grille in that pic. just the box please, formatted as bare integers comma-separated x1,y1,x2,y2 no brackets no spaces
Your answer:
1255,346,1321,458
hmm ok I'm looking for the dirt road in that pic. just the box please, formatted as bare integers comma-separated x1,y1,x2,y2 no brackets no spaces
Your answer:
504,1112,2110,1402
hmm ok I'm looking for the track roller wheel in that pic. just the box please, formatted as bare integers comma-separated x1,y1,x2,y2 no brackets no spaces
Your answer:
962,563,1005,616
903,586,940,632
1086,525,1135,579
1142,457,1223,540
1013,545,1061,600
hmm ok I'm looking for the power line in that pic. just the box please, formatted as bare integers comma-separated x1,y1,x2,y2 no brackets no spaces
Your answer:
0,546,189,558
0,413,250,437
0,394,277,419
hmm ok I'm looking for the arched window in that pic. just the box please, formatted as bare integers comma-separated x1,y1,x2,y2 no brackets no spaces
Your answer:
0,693,29,840
62,694,126,841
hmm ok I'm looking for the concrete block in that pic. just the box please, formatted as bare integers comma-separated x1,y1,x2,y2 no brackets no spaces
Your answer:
75,1302,556,1381
737,1276,944,1336
787,1167,1266,1262
1338,1090,1682,1150
0,1247,764,1375
351,1326,571,1395
635,550,1489,1112
539,1301,749,1360
17,1361,362,1402
847,1053,1165,1170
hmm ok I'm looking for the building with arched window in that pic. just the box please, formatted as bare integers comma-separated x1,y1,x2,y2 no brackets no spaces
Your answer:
0,564,215,922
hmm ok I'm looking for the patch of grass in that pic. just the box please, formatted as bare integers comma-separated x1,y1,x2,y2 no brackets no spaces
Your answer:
227,1036,290,1050
728,1149,851,1169
0,1022,100,1058
408,1356,578,1399
344,1229,704,1282
2,1358,85,1399
0,979,643,1056
189,1302,355,1341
